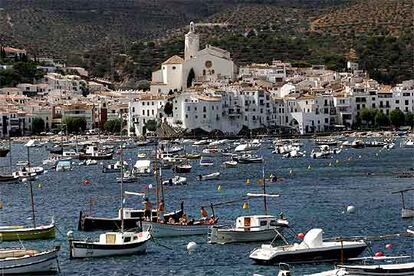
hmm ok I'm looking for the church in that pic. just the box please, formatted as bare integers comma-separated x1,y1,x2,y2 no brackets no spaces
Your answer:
150,22,236,94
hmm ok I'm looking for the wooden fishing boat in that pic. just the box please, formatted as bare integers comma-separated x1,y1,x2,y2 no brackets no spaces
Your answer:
142,219,217,238
78,206,184,232
0,221,55,241
0,247,60,274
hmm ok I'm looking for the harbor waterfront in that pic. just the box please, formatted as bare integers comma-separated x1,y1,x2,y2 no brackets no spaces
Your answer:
0,135,413,275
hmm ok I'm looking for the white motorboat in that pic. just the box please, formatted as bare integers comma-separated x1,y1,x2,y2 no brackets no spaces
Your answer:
162,176,187,186
307,260,414,276
0,247,60,274
199,157,214,166
85,159,98,166
133,160,151,175
208,215,289,244
283,150,305,158
249,228,367,265
198,172,220,181
223,160,238,168
68,230,151,258
102,160,128,173
62,150,79,158
193,139,209,146
400,139,414,148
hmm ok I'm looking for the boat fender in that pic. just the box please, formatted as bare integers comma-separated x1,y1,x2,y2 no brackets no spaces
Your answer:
346,205,356,214
187,241,198,253
297,232,305,240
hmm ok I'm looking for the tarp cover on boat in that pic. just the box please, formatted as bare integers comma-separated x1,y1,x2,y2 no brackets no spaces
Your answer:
302,228,323,248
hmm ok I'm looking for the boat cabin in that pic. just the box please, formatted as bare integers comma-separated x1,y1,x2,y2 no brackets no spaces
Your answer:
235,215,288,231
99,232,139,245
133,160,151,175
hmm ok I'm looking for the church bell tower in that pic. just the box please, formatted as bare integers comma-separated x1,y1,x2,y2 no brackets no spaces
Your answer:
184,22,199,61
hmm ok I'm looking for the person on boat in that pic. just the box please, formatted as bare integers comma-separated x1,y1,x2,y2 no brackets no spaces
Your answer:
200,206,208,220
179,213,188,225
158,199,165,222
168,216,176,224
143,198,152,221
168,178,173,185
208,216,215,224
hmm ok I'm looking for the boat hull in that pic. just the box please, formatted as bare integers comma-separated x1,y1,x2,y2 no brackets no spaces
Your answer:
0,248,59,274
0,149,10,157
338,262,414,275
209,227,284,244
78,210,183,231
70,239,147,258
401,208,414,218
142,221,211,238
251,244,367,265
79,154,113,160
0,224,55,241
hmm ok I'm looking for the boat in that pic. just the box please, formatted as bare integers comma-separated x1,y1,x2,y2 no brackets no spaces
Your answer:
198,172,220,181
137,152,146,158
0,174,19,183
78,205,184,232
351,140,365,149
69,143,151,258
0,147,10,157
174,164,192,173
283,150,305,158
142,220,216,238
400,139,414,148
185,153,201,160
102,160,128,173
48,145,63,155
56,160,72,171
117,171,138,183
307,258,414,276
234,141,261,152
236,154,263,164
0,247,60,274
199,157,214,166
223,160,238,168
193,139,209,146
79,145,113,160
209,215,288,244
0,221,55,241
162,145,183,154
162,176,187,186
315,139,338,146
392,188,414,218
132,160,151,176
85,159,98,166
249,228,367,265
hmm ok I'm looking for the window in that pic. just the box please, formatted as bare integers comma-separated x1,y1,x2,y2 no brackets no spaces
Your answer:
270,221,278,226
396,100,399,104
185,114,188,118
405,100,409,105
142,110,145,115
203,114,206,118
195,115,198,119
172,66,176,70
187,106,190,111
194,107,197,111
152,102,154,105
203,106,206,112
132,107,135,113
124,237,131,242
260,221,267,227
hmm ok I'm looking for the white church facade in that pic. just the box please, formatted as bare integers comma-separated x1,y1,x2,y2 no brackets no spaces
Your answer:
150,22,236,94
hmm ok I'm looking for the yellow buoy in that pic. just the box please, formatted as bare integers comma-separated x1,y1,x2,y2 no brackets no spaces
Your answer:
246,179,250,185
38,183,42,188
242,202,249,209
217,185,222,192
335,159,339,164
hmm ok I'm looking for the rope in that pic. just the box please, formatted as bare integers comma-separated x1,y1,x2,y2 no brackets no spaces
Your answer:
150,236,174,250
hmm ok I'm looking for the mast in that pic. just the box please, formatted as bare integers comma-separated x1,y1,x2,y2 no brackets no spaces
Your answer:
262,159,267,215
8,136,12,174
155,141,160,218
26,141,36,228
120,143,124,232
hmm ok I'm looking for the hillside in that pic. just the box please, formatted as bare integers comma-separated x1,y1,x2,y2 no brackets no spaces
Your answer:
0,0,412,86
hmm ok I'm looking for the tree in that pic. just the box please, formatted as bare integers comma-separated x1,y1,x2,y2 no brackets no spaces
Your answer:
63,117,87,133
405,112,414,128
31,117,45,134
104,118,122,133
359,108,377,126
145,119,157,132
389,109,405,128
374,111,389,127
164,101,173,116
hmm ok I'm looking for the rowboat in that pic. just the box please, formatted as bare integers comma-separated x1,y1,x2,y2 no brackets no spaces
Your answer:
0,220,55,241
198,172,220,181
223,160,238,168
0,247,60,274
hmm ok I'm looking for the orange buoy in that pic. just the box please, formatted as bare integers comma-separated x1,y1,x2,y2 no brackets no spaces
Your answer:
297,232,305,239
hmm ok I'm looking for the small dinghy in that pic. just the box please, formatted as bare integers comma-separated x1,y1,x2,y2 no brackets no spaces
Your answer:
249,228,367,265
198,172,220,181
0,247,60,274
199,157,214,166
174,164,192,173
223,160,238,168
162,176,187,186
